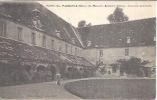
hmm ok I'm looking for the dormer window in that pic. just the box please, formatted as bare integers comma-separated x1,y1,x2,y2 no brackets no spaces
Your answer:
32,9,40,14
126,36,131,44
55,30,61,38
87,41,92,47
32,9,40,20
32,9,42,29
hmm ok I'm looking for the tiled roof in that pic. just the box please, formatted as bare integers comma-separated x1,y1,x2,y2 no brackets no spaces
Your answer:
78,17,156,49
0,2,82,47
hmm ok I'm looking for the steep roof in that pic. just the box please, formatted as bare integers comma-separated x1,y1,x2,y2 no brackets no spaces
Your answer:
0,2,82,47
78,17,156,49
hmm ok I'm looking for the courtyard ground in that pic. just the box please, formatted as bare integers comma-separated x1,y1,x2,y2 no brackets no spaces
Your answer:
0,77,155,100
0,80,81,99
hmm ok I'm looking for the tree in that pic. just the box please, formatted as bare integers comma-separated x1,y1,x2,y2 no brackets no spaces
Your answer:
117,57,149,77
107,7,129,23
78,20,92,28
86,23,92,27
78,20,86,28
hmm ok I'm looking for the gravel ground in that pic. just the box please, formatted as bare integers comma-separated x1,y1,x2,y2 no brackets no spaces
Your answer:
0,81,81,99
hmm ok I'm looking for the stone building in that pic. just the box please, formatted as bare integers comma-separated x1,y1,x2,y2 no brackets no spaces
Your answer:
78,17,156,77
0,2,156,85
0,2,94,84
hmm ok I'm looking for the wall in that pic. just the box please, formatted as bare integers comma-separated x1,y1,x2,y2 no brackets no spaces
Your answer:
2,18,83,57
82,46,156,67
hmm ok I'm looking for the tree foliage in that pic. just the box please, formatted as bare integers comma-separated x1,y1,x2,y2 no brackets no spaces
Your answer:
78,20,92,28
107,7,129,23
117,57,149,77
78,20,86,28
86,23,92,27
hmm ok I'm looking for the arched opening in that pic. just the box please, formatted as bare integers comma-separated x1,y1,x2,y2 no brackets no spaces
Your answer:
0,62,13,85
35,65,47,82
37,65,46,72
49,65,56,80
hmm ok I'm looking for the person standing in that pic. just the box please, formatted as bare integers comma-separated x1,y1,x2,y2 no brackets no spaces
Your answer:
56,73,61,86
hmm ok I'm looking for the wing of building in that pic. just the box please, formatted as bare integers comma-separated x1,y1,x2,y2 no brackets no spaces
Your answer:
0,2,83,47
78,17,156,64
0,2,94,84
78,17,156,77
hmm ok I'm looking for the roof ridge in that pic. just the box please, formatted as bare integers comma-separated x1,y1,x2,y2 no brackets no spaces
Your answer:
77,17,156,28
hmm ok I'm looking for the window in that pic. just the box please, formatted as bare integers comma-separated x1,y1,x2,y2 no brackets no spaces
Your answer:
0,21,6,37
59,44,62,51
55,30,61,38
125,48,129,56
77,48,80,54
51,40,54,49
112,66,117,73
71,46,73,54
31,32,36,45
126,36,131,44
58,41,62,51
75,47,77,56
72,38,75,44
67,67,72,72
0,23,3,36
87,41,92,47
17,27,23,41
42,35,46,47
99,50,103,57
65,44,68,54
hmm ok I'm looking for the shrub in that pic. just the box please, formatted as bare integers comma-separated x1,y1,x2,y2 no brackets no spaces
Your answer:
117,57,149,77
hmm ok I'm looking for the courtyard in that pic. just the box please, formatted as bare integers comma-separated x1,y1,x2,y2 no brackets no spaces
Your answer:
0,78,155,100
0,1,155,100
0,80,80,99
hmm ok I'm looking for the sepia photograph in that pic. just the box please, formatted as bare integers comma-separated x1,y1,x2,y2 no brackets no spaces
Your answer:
0,1,156,100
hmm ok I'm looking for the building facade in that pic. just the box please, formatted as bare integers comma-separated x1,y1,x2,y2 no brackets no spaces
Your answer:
79,18,156,77
0,3,94,85
0,2,156,85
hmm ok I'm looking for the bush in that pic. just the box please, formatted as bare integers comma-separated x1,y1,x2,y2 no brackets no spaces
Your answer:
117,57,149,77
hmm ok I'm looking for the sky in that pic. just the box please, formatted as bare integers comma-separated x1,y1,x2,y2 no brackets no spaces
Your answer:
39,1,156,27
